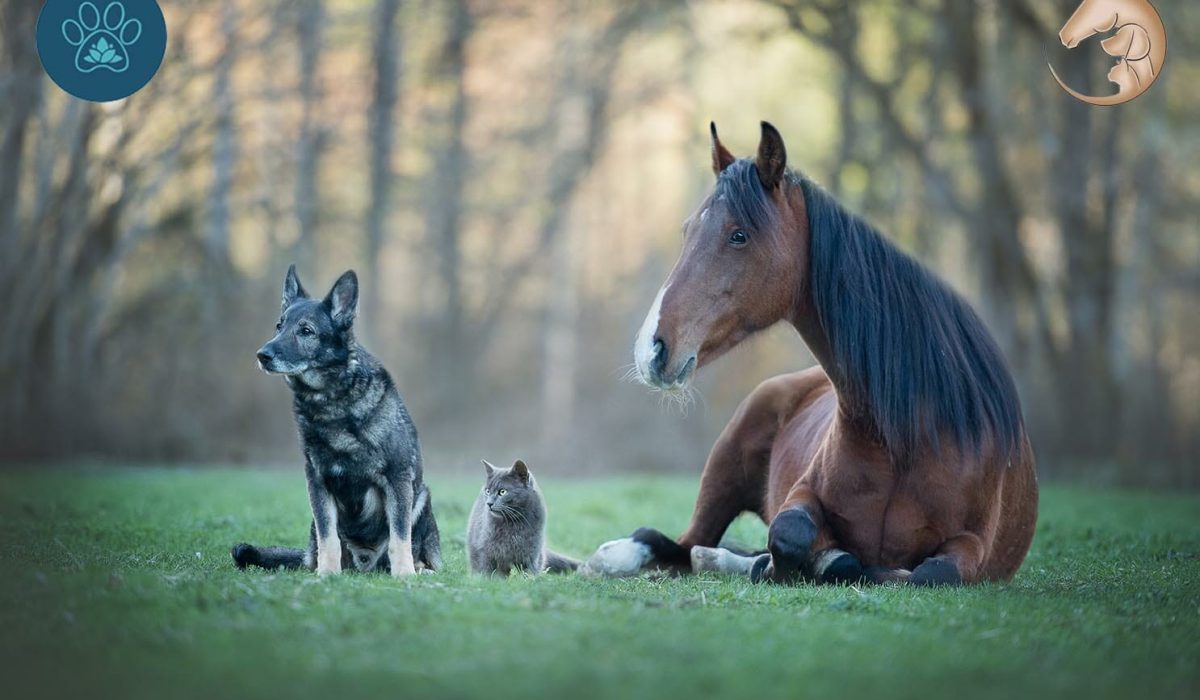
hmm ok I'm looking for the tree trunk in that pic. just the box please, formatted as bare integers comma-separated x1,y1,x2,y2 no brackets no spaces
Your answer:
365,0,402,319
1051,22,1120,461
295,0,326,268
206,0,238,265
425,0,471,405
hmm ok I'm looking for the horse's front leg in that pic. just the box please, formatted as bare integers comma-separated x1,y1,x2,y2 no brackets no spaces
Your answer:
580,420,762,578
754,484,864,584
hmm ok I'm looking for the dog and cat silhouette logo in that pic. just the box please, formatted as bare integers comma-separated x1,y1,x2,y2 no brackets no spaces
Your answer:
36,0,166,102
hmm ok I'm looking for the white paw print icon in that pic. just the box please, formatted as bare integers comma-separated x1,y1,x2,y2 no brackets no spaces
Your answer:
61,1,142,74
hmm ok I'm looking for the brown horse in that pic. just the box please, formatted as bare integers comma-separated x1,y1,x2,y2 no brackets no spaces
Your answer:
582,122,1037,585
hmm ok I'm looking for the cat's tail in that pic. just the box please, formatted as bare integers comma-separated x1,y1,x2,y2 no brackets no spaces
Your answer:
544,550,580,574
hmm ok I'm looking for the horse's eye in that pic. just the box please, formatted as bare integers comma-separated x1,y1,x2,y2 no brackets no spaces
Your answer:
729,229,748,247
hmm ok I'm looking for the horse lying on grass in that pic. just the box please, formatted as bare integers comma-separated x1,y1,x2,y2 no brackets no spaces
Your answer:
583,122,1037,586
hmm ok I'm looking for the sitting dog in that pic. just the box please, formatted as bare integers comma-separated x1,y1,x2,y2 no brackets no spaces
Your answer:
232,265,441,576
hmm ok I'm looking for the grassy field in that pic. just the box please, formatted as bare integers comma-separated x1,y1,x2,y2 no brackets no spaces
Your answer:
0,468,1197,700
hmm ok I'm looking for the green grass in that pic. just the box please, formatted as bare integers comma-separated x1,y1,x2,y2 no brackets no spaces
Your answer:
0,469,1197,700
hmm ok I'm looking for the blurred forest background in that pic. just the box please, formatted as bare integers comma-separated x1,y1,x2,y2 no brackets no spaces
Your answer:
0,0,1196,486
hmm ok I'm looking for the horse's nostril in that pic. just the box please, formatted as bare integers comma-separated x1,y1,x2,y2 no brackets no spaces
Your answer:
651,338,667,376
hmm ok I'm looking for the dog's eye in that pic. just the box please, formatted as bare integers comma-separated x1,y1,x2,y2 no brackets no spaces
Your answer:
275,321,282,331
498,489,507,496
298,325,315,337
728,229,748,247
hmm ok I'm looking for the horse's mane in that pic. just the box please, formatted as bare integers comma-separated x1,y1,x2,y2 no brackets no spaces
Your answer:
716,161,1023,467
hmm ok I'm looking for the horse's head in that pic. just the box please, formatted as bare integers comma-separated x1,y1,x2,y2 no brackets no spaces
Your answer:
1059,0,1120,48
633,122,806,390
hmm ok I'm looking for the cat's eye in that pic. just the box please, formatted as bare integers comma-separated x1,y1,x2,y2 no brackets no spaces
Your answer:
498,489,507,496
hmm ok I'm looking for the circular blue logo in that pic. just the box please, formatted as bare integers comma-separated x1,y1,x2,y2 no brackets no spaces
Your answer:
36,0,167,103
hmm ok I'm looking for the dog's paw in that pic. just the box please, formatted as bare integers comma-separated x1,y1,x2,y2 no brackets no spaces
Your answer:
388,542,416,577
315,546,342,575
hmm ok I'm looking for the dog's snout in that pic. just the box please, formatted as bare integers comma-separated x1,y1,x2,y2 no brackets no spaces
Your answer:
256,349,274,365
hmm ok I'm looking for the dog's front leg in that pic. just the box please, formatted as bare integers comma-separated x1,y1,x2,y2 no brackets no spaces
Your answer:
382,474,416,577
306,461,341,575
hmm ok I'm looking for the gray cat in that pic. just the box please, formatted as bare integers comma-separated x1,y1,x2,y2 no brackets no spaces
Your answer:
466,460,579,575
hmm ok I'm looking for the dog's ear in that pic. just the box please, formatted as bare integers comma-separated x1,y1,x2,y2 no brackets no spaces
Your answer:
512,459,530,484
282,264,308,312
482,460,497,478
324,270,358,329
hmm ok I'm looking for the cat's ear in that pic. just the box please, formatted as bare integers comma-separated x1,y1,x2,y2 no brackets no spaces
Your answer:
482,460,497,478
512,459,530,484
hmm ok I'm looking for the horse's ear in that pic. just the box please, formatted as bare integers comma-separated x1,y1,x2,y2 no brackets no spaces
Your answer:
282,264,308,312
512,459,530,484
710,122,735,177
755,121,787,190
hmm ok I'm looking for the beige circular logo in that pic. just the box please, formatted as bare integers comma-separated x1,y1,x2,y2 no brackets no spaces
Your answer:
1049,0,1166,106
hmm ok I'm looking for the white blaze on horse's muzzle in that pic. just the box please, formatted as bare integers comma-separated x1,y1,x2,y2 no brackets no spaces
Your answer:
634,285,696,389
634,284,668,383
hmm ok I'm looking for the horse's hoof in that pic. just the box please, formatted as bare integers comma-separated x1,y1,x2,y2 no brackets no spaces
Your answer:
749,553,772,583
909,555,961,587
813,548,864,584
578,537,652,578
764,508,815,581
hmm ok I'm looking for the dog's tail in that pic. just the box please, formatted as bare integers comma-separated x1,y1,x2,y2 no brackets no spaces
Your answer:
544,550,580,573
231,543,309,571
410,484,442,571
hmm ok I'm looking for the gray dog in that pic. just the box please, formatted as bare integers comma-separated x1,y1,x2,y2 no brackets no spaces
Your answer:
232,265,441,575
